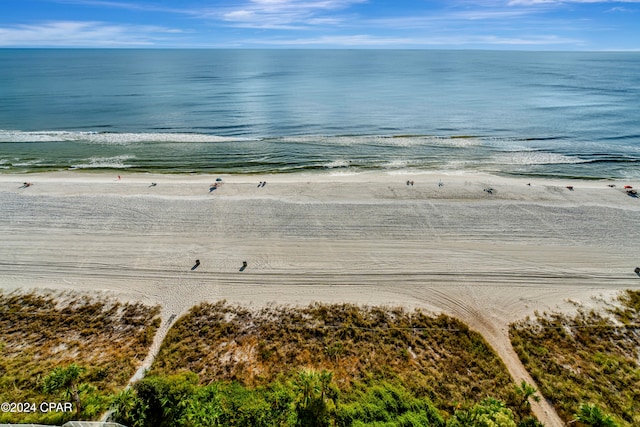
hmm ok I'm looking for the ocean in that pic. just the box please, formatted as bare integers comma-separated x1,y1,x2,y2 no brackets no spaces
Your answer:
1,49,639,179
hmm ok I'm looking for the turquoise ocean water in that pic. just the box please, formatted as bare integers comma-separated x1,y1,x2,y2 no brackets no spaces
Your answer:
0,49,639,178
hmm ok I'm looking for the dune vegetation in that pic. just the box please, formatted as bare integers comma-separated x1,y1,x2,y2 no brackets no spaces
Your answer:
111,301,542,426
0,292,161,424
509,290,640,427
7,290,638,426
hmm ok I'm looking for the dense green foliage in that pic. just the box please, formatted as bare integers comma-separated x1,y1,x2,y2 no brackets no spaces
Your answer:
574,403,620,427
335,380,444,426
509,290,640,426
0,292,161,423
111,369,539,427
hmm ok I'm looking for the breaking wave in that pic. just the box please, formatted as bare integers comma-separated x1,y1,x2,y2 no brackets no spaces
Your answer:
0,130,250,145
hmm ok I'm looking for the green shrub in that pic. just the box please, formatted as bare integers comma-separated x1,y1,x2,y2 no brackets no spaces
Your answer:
510,290,640,426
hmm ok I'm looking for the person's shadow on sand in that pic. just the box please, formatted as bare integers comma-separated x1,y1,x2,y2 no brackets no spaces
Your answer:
239,261,248,272
191,260,200,270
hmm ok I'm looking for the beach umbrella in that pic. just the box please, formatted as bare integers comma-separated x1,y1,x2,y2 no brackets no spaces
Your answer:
216,177,223,181
624,185,632,189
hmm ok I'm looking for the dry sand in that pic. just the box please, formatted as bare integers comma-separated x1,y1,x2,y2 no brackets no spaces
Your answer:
2,171,639,426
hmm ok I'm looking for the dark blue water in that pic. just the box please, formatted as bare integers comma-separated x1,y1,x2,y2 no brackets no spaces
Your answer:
1,49,639,178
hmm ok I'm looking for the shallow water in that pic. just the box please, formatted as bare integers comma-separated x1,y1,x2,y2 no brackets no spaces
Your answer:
1,49,639,178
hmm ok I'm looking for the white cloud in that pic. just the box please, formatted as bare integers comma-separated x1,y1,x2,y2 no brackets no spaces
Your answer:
508,0,640,4
366,9,536,30
224,10,256,20
251,0,291,4
244,33,580,47
606,6,635,11
507,0,562,4
54,0,190,14
215,0,365,29
0,21,181,47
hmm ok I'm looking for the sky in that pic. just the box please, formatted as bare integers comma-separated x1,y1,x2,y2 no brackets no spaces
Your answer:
0,0,638,50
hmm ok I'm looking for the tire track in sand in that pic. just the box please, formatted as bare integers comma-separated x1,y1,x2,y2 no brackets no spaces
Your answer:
399,284,566,427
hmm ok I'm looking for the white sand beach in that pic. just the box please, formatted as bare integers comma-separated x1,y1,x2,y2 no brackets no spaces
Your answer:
2,171,639,426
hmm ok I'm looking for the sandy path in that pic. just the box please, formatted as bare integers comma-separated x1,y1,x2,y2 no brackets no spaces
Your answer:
2,171,639,426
